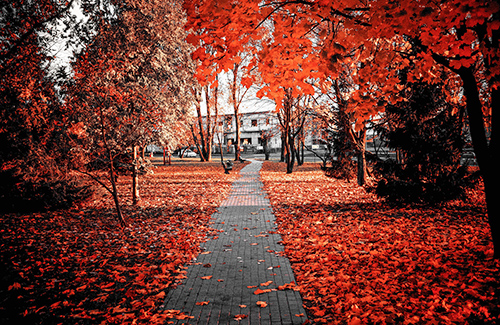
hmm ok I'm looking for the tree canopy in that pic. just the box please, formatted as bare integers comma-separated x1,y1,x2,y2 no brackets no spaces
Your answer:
184,0,500,256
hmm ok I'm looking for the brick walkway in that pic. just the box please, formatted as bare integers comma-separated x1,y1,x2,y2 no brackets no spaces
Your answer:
162,159,308,324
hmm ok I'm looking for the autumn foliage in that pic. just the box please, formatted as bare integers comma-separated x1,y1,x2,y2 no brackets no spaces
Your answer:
261,161,500,324
185,0,500,257
2,0,500,323
0,161,246,324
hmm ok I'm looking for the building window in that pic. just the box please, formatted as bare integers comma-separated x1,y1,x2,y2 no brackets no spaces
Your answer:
251,119,258,127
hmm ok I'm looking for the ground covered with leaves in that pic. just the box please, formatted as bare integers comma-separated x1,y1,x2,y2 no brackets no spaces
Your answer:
0,160,247,324
261,162,500,325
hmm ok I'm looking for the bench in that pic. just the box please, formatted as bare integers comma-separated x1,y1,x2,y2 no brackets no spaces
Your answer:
223,160,233,174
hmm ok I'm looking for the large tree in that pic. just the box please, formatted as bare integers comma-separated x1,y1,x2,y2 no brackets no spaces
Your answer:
67,0,196,223
184,0,500,257
0,0,94,211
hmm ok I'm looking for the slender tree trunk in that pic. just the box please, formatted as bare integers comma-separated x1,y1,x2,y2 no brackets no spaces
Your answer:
280,90,296,173
109,162,126,226
209,77,221,163
294,142,301,166
106,148,126,226
286,133,295,174
218,130,225,169
301,140,305,164
234,112,241,161
263,136,270,160
288,146,295,173
356,128,367,186
284,129,291,172
231,63,242,162
132,145,140,205
280,133,285,162
297,139,304,166
98,105,126,226
194,98,208,161
204,85,213,162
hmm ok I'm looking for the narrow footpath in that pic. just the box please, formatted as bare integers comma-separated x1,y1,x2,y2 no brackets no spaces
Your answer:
163,159,308,324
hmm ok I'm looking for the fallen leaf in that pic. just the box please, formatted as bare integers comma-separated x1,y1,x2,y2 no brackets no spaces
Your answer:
155,291,166,299
196,301,210,305
257,301,268,307
254,288,272,295
234,314,248,320
8,282,21,290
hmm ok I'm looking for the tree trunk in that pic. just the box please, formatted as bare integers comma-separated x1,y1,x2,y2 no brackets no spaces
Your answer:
297,140,304,166
356,128,367,186
286,155,293,173
218,131,225,170
295,142,302,166
286,133,295,174
194,99,208,161
301,141,305,164
288,143,296,173
235,113,241,161
98,105,127,226
108,152,127,226
204,85,213,162
280,134,285,162
132,145,140,205
484,175,500,258
263,136,270,160
231,63,242,162
459,66,499,258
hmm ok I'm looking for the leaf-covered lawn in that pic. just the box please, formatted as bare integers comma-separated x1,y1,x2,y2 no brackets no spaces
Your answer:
261,161,500,324
0,160,247,324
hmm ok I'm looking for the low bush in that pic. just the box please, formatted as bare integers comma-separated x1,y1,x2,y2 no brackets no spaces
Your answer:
0,170,93,213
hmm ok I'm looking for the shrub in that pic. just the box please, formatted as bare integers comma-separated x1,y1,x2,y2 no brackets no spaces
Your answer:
0,170,93,213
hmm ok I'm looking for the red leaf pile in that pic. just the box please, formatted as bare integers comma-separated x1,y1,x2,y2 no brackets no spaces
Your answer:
0,161,246,324
261,162,500,324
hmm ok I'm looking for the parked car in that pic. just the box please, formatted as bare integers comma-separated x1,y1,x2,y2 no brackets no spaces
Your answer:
180,149,197,158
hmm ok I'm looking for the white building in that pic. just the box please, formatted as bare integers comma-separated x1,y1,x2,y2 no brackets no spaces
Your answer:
215,110,282,153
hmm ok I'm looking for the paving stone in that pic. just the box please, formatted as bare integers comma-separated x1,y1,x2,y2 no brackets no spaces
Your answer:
163,159,308,324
